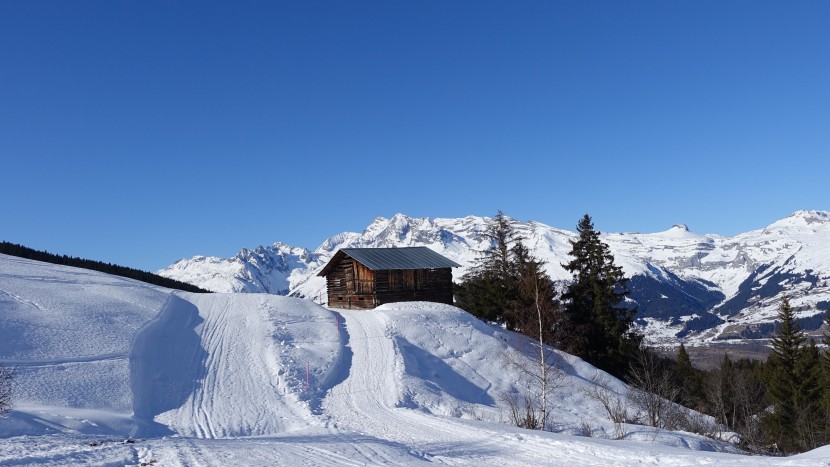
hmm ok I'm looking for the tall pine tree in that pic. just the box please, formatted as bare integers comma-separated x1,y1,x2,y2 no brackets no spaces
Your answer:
508,241,558,341
561,214,640,377
673,343,704,410
710,354,737,429
822,313,830,445
456,211,555,332
455,211,518,324
762,296,821,453
796,339,824,450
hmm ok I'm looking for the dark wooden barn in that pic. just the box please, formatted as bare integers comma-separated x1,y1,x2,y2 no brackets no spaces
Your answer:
317,247,461,309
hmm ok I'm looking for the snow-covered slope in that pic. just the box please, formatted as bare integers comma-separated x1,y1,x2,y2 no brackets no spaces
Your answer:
0,254,337,439
3,253,830,465
159,211,830,345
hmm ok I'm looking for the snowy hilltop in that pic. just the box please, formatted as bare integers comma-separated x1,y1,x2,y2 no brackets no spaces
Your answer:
159,211,830,345
4,253,830,465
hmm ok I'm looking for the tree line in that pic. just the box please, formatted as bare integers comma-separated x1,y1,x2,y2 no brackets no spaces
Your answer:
454,212,830,454
0,241,210,293
671,298,830,454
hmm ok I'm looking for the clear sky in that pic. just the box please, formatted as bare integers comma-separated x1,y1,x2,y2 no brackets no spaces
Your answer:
2,1,828,271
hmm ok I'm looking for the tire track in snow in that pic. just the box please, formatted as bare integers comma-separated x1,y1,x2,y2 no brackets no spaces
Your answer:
147,434,425,467
0,288,46,313
185,298,226,439
323,310,480,453
183,296,248,438
158,294,319,439
0,353,126,367
323,310,400,436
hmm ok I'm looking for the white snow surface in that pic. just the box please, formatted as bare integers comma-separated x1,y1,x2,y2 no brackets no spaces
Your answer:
2,254,829,465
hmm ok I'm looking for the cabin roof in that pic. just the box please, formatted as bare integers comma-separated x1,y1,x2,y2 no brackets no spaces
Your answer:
317,247,461,276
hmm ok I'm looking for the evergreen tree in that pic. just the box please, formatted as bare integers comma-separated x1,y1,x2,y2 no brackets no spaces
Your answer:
824,313,830,369
824,313,830,368
674,343,694,386
673,343,705,410
708,353,737,429
0,365,11,417
824,313,830,443
763,296,811,453
796,339,824,450
508,242,558,340
455,211,519,324
561,214,640,376
455,211,557,332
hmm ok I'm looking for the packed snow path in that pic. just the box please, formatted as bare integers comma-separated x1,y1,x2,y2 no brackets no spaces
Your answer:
322,309,523,461
130,293,340,439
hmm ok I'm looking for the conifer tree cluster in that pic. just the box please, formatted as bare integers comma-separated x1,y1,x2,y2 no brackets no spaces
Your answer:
454,211,557,335
457,212,830,453
666,298,830,454
456,213,638,379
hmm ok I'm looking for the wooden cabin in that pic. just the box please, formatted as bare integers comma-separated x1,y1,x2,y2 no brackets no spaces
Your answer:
317,247,461,309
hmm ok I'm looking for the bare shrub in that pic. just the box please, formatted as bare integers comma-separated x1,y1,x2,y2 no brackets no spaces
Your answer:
575,419,595,437
501,343,566,431
0,365,13,416
584,376,629,439
628,347,683,430
683,411,720,438
500,389,541,430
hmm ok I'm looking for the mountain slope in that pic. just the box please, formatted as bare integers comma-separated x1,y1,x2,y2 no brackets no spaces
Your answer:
159,211,830,345
5,253,830,465
8,255,824,466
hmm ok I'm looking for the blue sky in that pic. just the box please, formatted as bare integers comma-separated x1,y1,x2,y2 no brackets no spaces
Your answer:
2,1,828,271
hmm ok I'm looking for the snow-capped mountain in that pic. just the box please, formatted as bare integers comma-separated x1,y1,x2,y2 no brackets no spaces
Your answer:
158,210,830,345
160,242,317,295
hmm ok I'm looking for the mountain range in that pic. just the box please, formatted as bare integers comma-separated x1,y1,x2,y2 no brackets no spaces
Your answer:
158,210,830,346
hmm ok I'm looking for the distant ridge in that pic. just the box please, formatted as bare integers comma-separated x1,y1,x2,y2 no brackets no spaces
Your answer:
159,211,830,345
0,241,210,293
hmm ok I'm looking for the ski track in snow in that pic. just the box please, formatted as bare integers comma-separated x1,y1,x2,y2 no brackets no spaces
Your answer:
140,294,331,439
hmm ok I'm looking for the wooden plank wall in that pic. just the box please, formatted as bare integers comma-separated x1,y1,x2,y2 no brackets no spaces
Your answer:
325,259,454,309
376,268,453,306
326,257,376,309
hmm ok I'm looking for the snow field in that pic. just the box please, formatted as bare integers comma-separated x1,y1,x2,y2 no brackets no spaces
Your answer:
3,254,830,465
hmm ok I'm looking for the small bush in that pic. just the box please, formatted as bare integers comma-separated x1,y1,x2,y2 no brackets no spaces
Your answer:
0,365,13,416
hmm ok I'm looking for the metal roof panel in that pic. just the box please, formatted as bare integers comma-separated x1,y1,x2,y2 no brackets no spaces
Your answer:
319,247,460,274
